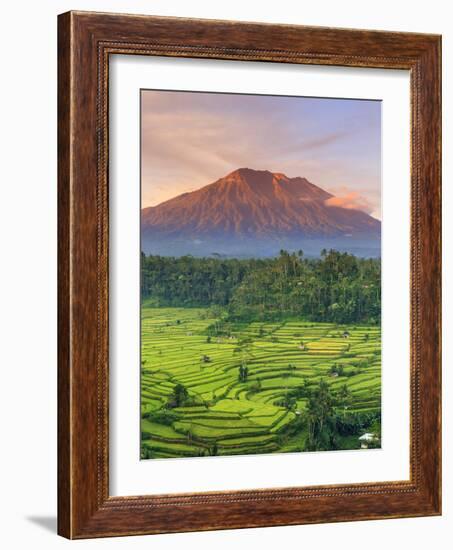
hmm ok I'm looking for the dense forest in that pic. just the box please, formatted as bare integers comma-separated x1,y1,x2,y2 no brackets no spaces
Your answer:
141,249,380,324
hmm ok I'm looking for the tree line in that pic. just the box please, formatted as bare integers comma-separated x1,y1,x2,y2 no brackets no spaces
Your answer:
141,249,381,324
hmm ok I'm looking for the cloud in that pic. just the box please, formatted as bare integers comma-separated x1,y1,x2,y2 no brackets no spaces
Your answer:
325,191,374,214
299,131,349,151
140,90,381,209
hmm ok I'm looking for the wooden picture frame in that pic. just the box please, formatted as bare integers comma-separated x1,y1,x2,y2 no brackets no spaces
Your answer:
58,10,441,539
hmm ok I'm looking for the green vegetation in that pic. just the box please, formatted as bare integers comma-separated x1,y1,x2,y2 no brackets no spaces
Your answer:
140,306,381,459
141,249,380,324
140,249,381,459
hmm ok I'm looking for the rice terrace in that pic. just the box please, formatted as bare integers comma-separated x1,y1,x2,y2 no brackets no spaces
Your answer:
140,250,382,460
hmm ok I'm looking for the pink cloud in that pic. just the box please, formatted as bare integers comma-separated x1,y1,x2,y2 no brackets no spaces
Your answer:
325,191,374,214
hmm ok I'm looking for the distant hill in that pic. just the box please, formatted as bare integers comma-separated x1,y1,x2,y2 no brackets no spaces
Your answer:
141,168,381,258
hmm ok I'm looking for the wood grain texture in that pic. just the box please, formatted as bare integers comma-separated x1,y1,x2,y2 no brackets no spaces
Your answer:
57,10,442,539
57,11,71,537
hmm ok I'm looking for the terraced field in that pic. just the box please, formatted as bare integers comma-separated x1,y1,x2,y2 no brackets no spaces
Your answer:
141,307,381,459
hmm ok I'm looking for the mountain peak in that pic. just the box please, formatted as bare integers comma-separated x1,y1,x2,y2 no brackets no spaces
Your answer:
221,168,316,197
223,169,319,193
273,172,289,180
141,168,380,256
224,167,272,180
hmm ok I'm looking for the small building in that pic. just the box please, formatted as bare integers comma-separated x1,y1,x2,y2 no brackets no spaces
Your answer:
359,432,377,449
342,331,350,339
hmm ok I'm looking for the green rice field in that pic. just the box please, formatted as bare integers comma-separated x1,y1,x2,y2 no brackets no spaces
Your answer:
141,306,381,459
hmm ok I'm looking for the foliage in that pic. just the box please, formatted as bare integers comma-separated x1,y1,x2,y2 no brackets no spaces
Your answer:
335,410,381,437
141,249,380,324
306,379,338,451
169,384,189,408
238,364,249,382
146,411,177,425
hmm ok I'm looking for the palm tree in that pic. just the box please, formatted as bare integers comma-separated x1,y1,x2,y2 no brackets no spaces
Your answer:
338,384,352,420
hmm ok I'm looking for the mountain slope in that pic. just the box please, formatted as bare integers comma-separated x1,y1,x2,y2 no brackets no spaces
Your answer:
141,168,380,257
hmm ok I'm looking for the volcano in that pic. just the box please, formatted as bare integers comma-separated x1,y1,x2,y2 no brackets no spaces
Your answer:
141,168,381,258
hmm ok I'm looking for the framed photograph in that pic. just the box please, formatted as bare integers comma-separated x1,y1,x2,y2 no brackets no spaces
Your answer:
58,11,441,538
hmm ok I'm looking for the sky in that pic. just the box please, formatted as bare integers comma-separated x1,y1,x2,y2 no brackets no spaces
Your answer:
141,90,381,219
